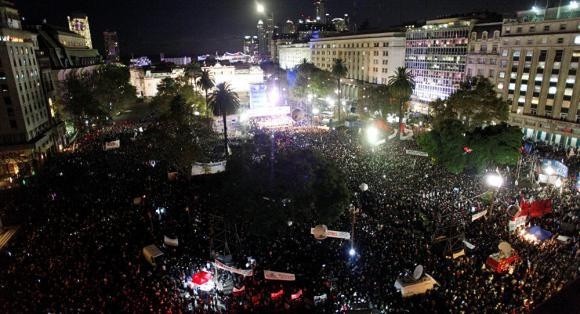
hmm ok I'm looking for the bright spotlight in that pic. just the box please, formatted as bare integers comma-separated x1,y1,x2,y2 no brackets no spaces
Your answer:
326,96,335,106
366,126,380,145
256,3,265,14
544,166,555,175
312,107,320,115
268,87,280,104
571,1,579,9
485,173,504,188
349,248,356,256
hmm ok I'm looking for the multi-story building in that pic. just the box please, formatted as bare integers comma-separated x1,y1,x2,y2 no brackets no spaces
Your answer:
499,4,580,147
310,31,406,101
160,53,191,66
67,13,93,49
278,43,311,70
0,1,56,178
202,63,264,104
243,35,259,62
103,31,120,63
405,17,474,113
129,67,184,98
465,22,502,87
31,23,101,69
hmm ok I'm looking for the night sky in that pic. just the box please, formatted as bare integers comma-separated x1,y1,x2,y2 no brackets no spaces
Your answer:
15,0,533,58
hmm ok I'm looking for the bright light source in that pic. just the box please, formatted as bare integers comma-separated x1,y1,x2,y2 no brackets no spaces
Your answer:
486,173,504,188
326,96,335,106
571,1,579,9
193,111,200,116
307,93,314,101
555,178,563,188
349,248,356,256
256,3,265,14
532,5,541,14
268,87,280,104
312,107,320,114
239,112,249,122
544,166,555,175
366,126,380,145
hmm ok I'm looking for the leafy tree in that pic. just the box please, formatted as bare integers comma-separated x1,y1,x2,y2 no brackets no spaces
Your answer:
60,74,107,129
388,67,415,138
184,62,202,89
433,76,509,129
196,70,215,118
332,58,348,120
292,61,333,100
418,119,522,174
366,84,398,116
169,94,192,124
92,64,137,114
466,123,522,171
208,83,239,156
417,119,467,174
157,77,181,98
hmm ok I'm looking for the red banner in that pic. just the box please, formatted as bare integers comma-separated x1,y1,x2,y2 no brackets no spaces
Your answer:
519,198,552,218
271,289,284,300
291,289,303,300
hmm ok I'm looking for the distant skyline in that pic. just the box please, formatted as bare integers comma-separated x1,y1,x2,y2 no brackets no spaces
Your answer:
16,0,536,57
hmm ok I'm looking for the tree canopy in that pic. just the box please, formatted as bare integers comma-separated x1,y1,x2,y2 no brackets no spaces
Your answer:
417,120,522,174
59,64,136,128
151,76,206,122
432,76,509,129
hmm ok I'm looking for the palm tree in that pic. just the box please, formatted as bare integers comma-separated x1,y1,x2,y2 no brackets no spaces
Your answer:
388,67,415,139
331,59,348,121
185,62,202,90
209,83,239,156
197,70,215,118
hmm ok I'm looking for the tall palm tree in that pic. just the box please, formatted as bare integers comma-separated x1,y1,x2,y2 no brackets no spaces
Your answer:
197,70,215,118
209,83,239,156
331,59,348,121
388,67,415,139
185,62,202,90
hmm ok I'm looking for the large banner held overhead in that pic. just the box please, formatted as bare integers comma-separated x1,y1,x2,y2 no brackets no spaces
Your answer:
539,159,568,177
264,270,296,281
191,161,227,176
405,149,428,157
471,210,488,222
104,140,120,151
214,259,253,277
164,236,178,247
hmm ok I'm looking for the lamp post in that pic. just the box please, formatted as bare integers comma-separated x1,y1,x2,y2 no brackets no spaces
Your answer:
485,173,503,215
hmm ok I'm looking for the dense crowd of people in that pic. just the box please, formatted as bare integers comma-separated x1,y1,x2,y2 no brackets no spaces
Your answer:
0,120,578,313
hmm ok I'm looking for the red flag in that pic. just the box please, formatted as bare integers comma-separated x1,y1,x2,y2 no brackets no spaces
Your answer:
271,289,284,300
291,289,303,300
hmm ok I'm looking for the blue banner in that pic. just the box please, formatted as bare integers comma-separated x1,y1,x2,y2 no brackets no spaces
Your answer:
540,159,568,177
576,172,580,192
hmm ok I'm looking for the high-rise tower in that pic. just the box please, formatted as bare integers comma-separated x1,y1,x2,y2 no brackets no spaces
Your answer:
103,31,120,62
314,0,327,23
67,13,93,48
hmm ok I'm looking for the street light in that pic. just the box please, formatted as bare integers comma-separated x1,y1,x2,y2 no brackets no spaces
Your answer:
349,247,356,257
486,173,504,188
256,2,265,14
485,173,503,215
366,126,380,145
